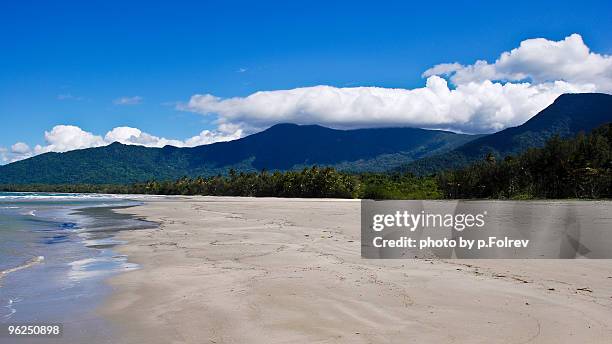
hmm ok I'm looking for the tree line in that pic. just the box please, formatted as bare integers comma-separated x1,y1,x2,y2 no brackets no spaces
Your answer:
0,167,440,199
438,123,612,199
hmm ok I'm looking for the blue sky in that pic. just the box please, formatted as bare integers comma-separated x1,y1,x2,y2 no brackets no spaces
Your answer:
1,0,611,162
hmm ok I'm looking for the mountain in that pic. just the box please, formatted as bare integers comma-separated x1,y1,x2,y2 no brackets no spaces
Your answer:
0,124,477,184
4,93,608,185
401,93,612,175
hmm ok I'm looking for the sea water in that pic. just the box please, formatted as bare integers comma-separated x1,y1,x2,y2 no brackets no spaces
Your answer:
0,192,156,343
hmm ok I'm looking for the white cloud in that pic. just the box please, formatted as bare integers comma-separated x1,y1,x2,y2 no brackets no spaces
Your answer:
34,125,107,154
11,142,31,154
4,143,34,163
57,93,83,101
1,125,242,163
184,33,611,134
113,96,143,105
0,125,106,163
423,34,612,90
103,126,242,147
421,63,463,78
104,127,183,147
183,126,243,146
185,77,594,134
0,147,8,164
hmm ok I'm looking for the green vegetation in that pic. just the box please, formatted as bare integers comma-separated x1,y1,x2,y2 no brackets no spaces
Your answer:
0,167,440,199
2,124,610,200
134,167,361,198
438,123,612,199
358,173,441,199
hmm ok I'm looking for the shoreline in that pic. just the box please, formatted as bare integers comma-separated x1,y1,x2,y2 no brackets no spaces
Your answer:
102,196,612,343
0,197,156,343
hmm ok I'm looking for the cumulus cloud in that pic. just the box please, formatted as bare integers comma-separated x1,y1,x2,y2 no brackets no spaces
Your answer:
103,126,242,147
113,96,143,105
423,34,612,90
104,127,182,147
186,77,593,133
35,125,107,154
3,142,34,163
183,125,243,146
11,142,31,154
184,33,611,134
1,125,242,164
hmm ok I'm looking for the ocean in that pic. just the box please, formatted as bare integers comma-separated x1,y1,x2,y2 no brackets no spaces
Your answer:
0,192,156,343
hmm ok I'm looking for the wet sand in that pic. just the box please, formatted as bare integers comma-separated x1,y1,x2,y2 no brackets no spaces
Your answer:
101,197,612,343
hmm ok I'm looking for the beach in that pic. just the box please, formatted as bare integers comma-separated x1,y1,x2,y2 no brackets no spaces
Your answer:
103,197,612,343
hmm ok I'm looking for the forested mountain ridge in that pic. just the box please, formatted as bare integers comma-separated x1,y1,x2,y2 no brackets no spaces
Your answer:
401,93,612,175
0,124,476,184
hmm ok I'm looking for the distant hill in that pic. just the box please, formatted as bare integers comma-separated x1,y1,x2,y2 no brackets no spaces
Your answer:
0,124,476,184
401,93,612,175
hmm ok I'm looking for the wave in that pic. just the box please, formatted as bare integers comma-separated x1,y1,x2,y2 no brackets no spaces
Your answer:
3,297,23,319
0,192,128,200
0,192,165,201
1,256,45,278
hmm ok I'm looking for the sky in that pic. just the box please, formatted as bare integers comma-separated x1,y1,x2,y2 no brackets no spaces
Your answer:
1,0,612,163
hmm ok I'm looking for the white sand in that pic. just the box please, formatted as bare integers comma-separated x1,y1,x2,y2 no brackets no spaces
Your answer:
101,197,612,343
